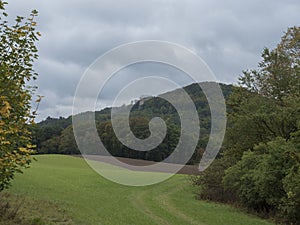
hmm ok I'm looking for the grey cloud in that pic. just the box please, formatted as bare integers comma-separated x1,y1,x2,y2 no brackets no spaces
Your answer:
34,58,83,96
6,0,300,121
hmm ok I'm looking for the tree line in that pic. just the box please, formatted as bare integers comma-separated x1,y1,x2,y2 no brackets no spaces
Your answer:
32,83,233,164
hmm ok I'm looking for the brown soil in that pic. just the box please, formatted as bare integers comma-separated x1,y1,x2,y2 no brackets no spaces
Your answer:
73,155,200,175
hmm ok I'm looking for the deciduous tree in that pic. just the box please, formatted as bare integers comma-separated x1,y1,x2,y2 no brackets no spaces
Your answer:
0,1,40,190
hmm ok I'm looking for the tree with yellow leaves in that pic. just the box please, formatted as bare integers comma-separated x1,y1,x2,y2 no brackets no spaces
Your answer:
0,1,40,190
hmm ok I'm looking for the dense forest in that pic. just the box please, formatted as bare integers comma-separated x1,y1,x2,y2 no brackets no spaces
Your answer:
32,82,232,164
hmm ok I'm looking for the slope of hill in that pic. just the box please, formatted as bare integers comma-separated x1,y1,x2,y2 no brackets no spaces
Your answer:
32,82,233,164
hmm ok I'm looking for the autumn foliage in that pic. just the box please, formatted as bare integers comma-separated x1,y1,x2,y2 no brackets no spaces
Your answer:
0,1,40,190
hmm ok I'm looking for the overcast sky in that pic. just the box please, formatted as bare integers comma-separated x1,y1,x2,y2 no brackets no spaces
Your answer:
6,0,300,121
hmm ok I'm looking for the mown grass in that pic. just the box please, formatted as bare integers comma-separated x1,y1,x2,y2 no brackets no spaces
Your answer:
4,155,274,225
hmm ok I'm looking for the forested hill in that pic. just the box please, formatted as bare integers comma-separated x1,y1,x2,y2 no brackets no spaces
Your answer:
32,82,232,164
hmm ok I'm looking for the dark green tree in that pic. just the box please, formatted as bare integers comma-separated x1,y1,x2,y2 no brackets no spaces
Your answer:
194,26,300,224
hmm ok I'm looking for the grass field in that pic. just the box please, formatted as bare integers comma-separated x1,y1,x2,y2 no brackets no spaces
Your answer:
4,155,274,225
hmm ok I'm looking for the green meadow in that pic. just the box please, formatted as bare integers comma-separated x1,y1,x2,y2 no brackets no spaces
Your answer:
5,155,274,225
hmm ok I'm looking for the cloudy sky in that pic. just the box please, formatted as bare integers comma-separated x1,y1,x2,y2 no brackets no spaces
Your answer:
6,0,300,121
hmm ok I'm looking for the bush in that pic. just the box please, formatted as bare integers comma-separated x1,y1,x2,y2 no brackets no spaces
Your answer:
223,138,300,223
